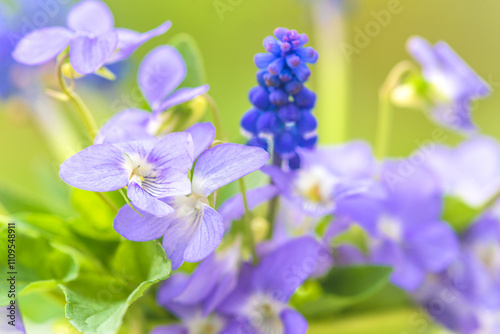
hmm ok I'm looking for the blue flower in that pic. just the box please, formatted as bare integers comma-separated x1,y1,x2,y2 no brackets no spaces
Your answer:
242,28,319,170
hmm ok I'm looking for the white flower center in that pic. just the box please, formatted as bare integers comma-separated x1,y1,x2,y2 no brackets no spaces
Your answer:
245,294,284,334
173,193,209,216
295,166,338,207
474,241,500,277
187,313,223,334
124,153,154,186
377,216,403,242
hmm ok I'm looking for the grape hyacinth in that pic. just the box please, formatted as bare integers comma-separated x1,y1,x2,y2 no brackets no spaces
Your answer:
241,27,319,170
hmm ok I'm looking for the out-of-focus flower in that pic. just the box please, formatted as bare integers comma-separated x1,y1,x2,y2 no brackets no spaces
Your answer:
347,161,460,291
114,123,269,269
12,0,171,75
397,36,490,132
59,133,194,217
242,28,319,170
263,141,377,216
217,237,320,334
95,46,210,144
424,136,500,208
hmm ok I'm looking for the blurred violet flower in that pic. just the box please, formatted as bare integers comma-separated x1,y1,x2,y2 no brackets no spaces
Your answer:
153,273,229,334
12,0,171,75
95,46,210,144
263,141,377,216
217,236,320,334
347,161,460,291
59,132,194,217
114,123,269,269
423,136,500,208
404,36,490,132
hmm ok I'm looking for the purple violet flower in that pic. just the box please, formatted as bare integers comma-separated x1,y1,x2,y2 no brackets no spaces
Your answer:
95,46,210,144
406,36,490,132
216,236,320,334
350,160,460,291
59,132,194,217
263,141,377,216
114,123,269,269
12,0,171,75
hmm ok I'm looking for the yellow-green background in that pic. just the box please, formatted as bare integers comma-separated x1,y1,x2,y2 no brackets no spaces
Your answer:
1,0,498,332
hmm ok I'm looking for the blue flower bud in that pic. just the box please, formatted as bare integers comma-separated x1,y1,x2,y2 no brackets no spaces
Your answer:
256,70,267,87
256,111,283,134
279,68,293,83
294,63,311,82
241,108,261,134
254,53,277,69
249,86,271,110
278,103,301,122
248,136,269,151
285,80,302,95
275,130,298,155
297,111,317,134
299,135,317,149
269,89,288,106
288,152,301,170
263,72,281,87
294,87,316,109
268,57,285,75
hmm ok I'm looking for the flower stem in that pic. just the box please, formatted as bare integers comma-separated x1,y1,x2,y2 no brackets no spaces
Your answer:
266,151,282,239
238,177,258,264
56,55,99,141
375,61,417,160
96,192,119,213
204,94,224,140
477,187,500,217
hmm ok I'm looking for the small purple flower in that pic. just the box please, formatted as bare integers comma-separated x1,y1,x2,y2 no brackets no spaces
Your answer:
12,0,171,75
406,36,490,132
352,160,460,291
114,123,269,269
217,236,320,334
153,273,229,334
263,141,377,216
59,132,194,217
424,136,500,208
95,46,210,144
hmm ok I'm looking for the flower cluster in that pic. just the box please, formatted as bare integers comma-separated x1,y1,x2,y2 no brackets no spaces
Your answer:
241,27,319,170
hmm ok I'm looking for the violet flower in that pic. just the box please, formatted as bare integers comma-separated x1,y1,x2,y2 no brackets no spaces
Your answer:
12,0,171,75
114,123,269,269
349,161,460,291
95,45,210,144
405,36,490,132
217,236,320,334
263,141,377,216
424,136,500,208
59,132,194,217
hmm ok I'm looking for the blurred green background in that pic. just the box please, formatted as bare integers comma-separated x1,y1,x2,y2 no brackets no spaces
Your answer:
1,1,499,332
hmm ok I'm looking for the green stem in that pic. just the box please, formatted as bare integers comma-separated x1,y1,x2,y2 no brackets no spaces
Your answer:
119,188,143,217
375,61,418,160
96,192,119,213
477,187,500,217
204,94,224,140
239,177,258,264
266,152,281,239
57,55,99,140
313,0,350,144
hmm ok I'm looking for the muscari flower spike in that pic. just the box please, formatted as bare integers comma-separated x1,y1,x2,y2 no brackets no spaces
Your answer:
12,0,171,75
95,45,210,144
396,36,491,133
114,123,269,270
241,27,319,170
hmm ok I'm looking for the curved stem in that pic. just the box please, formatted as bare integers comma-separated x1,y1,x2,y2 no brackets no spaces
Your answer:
239,177,258,264
204,94,224,140
56,55,99,140
375,61,418,160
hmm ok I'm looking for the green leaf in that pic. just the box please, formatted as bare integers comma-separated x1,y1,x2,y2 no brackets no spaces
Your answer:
297,265,392,318
70,189,121,241
168,33,207,88
61,240,171,334
442,196,480,233
331,224,370,253
0,220,79,305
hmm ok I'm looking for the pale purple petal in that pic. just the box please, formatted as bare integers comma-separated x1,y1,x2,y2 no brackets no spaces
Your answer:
107,21,172,64
252,236,320,302
94,108,153,144
157,273,198,318
204,271,238,315
138,45,186,110
113,205,168,241
67,0,114,34
127,182,174,217
281,309,308,334
150,325,187,334
147,132,194,171
192,144,269,197
59,144,128,192
185,122,216,160
12,27,73,66
184,204,224,262
157,85,210,112
218,185,279,229
70,31,118,74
